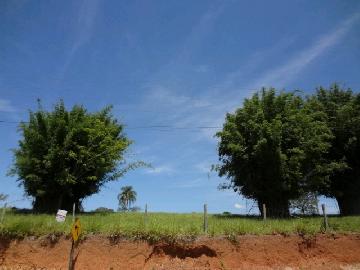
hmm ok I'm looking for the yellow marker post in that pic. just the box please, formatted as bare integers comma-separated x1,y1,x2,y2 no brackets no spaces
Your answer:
71,218,82,242
68,218,82,270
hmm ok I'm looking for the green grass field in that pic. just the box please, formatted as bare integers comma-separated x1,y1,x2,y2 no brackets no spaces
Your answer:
1,211,360,241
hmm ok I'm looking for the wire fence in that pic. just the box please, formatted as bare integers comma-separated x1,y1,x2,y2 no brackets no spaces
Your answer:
0,200,333,234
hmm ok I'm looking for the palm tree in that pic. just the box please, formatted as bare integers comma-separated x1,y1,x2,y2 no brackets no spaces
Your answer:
117,186,137,211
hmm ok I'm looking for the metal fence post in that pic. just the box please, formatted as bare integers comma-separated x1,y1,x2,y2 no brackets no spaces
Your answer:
0,203,7,224
321,204,329,231
144,203,148,227
203,204,208,233
72,203,75,223
262,204,267,221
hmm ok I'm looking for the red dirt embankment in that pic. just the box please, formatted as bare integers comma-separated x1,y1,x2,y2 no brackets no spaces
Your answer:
1,234,360,269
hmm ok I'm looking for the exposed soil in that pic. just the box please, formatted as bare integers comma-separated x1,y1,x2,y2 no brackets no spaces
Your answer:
1,234,360,269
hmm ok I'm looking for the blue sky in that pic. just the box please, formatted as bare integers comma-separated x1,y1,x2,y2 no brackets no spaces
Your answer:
0,0,359,214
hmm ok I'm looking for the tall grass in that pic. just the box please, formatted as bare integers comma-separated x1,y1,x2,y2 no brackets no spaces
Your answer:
1,211,359,240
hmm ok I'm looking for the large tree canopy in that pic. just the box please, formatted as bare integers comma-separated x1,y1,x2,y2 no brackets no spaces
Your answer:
313,84,360,215
215,89,332,217
10,100,138,213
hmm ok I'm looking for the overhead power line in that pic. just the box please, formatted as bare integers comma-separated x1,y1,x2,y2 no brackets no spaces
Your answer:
1,120,358,133
0,120,222,131
0,120,23,124
125,125,221,130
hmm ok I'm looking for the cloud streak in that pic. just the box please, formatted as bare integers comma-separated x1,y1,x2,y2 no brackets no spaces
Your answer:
147,12,360,140
250,12,360,88
57,0,100,82
168,4,226,66
126,10,360,148
234,203,245,209
0,99,16,112
145,165,174,175
171,178,208,189
71,0,100,54
194,161,213,174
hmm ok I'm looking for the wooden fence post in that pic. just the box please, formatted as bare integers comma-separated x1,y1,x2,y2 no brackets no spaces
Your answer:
144,203,148,226
0,203,7,224
321,204,329,231
72,203,75,223
262,204,267,221
203,204,208,233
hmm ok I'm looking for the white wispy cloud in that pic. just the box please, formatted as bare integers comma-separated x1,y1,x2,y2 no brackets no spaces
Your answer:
234,203,245,209
144,86,211,109
133,10,360,147
194,65,210,73
136,85,225,141
250,12,360,88
171,178,207,189
211,37,296,93
139,85,214,128
142,3,225,89
156,12,360,140
129,4,228,141
0,99,16,112
169,5,225,66
71,0,100,53
145,165,174,175
57,0,100,82
194,161,213,174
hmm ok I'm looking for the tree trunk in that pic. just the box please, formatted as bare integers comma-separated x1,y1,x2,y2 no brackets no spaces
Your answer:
33,195,59,213
33,194,81,213
336,195,360,216
258,198,290,218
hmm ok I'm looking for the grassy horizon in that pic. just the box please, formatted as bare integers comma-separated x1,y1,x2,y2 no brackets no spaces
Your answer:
1,211,359,241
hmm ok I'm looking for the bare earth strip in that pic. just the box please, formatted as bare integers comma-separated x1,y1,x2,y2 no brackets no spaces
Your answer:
1,234,360,270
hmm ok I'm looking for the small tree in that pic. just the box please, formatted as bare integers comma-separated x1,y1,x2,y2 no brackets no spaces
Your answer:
117,186,137,211
290,192,319,215
129,206,141,212
94,207,114,213
0,194,8,202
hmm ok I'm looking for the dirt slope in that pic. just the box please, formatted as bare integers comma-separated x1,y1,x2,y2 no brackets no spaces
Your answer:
1,234,360,269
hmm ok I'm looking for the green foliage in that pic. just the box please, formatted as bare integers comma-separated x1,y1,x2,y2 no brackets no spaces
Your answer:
1,212,359,239
215,88,333,217
290,192,319,215
0,194,8,202
129,206,141,212
312,84,360,215
10,100,140,213
93,207,114,213
117,186,137,211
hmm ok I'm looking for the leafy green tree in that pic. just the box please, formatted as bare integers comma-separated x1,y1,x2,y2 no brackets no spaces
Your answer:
93,207,114,213
10,100,142,213
290,192,319,215
0,194,8,202
313,84,360,215
117,186,137,211
130,206,141,212
215,89,332,217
